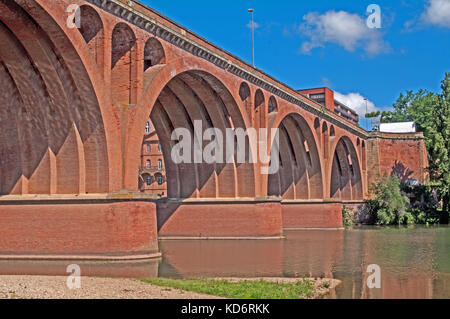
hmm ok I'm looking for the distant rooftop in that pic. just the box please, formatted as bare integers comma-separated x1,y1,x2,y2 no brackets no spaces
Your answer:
298,87,359,124
380,122,417,133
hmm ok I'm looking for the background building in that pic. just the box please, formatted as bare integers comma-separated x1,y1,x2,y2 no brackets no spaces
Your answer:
299,87,360,125
139,119,167,196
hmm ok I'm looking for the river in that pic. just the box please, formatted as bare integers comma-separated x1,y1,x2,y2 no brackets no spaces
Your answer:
1,225,448,299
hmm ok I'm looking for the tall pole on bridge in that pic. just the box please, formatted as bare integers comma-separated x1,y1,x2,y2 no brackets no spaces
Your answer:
364,98,369,131
248,8,255,67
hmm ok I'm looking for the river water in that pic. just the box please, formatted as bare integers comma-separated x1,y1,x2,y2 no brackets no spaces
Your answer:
157,225,450,299
1,226,449,299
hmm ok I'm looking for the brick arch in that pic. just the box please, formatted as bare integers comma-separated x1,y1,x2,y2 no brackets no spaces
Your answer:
111,22,137,107
124,57,255,192
144,37,166,71
322,122,330,160
329,136,363,200
268,96,278,114
254,89,266,131
268,113,324,200
0,0,109,195
78,4,104,66
239,81,252,124
127,65,256,199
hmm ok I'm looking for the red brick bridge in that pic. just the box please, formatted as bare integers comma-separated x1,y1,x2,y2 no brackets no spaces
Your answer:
0,0,428,259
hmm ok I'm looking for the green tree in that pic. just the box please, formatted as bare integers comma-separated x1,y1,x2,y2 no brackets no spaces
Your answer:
428,73,450,221
366,175,409,225
381,73,450,222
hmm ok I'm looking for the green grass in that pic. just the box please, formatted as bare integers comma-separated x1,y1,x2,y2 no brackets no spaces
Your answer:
141,278,316,299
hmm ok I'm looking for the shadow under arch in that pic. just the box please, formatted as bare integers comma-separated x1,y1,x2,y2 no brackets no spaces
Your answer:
330,136,363,200
268,113,323,200
0,0,108,195
145,69,256,200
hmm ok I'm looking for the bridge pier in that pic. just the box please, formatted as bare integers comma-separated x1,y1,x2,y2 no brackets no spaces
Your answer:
157,198,283,239
0,197,161,260
281,201,344,229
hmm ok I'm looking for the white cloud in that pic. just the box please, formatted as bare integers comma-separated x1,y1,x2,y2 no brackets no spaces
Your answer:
247,20,260,30
334,91,379,117
422,0,450,28
298,10,390,56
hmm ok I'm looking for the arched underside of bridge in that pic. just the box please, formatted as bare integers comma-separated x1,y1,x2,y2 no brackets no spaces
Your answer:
0,0,108,195
268,113,323,200
267,114,343,229
0,0,370,257
148,70,256,200
147,70,286,238
330,137,363,201
0,0,160,260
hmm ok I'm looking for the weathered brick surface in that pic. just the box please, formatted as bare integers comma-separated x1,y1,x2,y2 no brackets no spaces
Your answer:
157,201,283,238
282,203,343,229
0,202,159,256
367,134,428,190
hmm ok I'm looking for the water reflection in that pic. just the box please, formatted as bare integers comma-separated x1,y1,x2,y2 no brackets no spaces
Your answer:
0,259,159,279
158,225,450,299
0,226,448,299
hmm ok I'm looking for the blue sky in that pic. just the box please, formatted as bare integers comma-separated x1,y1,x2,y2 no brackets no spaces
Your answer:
139,0,450,129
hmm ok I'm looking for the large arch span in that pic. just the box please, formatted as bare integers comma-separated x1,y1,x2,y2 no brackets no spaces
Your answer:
330,137,363,201
268,113,324,200
146,70,257,199
0,0,109,195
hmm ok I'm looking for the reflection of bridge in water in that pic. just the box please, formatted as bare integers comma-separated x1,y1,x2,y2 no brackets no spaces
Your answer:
0,0,428,259
1,227,448,299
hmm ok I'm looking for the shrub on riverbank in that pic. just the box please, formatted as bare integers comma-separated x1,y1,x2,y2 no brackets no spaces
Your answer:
366,175,409,225
342,205,354,227
402,183,442,224
365,175,444,225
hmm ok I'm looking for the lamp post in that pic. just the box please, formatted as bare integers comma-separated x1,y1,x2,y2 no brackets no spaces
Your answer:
248,8,255,67
364,98,369,130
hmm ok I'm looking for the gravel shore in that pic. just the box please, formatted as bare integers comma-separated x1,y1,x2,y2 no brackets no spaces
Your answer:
0,276,220,299
0,276,339,299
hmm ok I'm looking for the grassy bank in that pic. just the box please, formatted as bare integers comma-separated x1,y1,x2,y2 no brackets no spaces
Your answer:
141,278,318,299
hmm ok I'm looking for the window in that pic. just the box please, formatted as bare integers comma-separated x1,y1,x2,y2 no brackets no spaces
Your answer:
157,175,163,185
146,175,151,186
145,122,150,133
158,159,163,170
146,160,151,169
147,144,151,153
158,144,162,153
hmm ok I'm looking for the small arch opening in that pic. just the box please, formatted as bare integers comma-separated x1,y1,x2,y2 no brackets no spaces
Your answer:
268,96,278,113
239,82,251,102
78,5,103,43
111,23,136,68
254,89,265,109
144,37,165,71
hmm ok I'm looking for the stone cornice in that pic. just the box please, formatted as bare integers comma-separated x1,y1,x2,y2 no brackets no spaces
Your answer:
367,131,425,141
87,0,369,139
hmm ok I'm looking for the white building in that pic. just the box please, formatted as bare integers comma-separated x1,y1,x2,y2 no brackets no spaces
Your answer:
379,122,417,133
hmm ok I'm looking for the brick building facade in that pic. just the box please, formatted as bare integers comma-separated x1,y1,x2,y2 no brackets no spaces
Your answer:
139,120,167,196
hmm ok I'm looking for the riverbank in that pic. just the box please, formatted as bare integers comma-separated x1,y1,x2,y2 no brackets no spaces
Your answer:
0,276,339,299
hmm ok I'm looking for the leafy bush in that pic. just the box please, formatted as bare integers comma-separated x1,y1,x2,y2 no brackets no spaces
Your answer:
402,183,441,224
366,175,409,225
365,175,444,225
342,205,354,227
